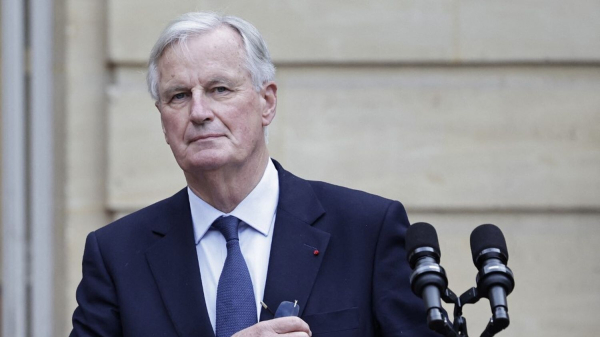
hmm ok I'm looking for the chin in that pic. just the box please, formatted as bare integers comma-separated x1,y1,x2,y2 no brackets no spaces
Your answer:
179,151,236,173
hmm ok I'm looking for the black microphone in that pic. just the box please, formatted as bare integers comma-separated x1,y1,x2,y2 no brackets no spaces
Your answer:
470,224,515,335
406,222,449,331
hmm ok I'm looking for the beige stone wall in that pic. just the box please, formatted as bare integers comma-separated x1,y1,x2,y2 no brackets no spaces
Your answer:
61,1,600,336
62,0,111,334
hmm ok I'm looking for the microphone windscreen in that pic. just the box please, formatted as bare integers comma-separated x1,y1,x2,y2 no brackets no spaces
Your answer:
406,222,441,257
470,224,508,264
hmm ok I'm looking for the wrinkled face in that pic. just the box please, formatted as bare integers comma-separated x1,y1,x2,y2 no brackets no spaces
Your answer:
155,26,276,174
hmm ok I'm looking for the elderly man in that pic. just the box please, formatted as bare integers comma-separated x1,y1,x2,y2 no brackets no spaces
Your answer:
71,12,436,337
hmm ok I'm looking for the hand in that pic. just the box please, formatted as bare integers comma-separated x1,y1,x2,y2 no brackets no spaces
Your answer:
232,317,312,336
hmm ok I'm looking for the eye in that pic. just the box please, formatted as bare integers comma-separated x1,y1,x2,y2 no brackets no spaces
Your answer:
214,86,229,93
172,92,187,100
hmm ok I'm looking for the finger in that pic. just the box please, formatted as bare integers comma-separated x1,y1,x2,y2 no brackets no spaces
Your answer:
280,332,311,337
269,317,311,334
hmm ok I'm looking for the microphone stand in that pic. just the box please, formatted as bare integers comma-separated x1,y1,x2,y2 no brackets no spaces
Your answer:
427,285,510,337
425,287,467,337
457,287,509,337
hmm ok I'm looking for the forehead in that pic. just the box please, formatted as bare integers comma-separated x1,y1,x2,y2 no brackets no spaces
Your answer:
158,26,247,75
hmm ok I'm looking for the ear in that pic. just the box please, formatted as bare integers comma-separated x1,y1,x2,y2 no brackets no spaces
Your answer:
155,101,170,145
260,82,277,127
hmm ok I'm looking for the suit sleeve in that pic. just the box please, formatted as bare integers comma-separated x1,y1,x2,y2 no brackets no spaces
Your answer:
372,201,439,336
70,231,123,337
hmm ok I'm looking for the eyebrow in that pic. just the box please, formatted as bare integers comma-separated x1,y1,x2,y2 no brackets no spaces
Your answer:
206,77,235,87
160,76,238,99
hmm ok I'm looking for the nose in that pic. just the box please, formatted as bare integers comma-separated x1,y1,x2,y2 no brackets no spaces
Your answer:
189,90,213,124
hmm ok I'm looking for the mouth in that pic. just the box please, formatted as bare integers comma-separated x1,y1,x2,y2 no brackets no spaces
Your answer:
189,134,224,143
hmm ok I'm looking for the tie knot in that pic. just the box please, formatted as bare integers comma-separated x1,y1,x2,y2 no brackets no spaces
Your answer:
212,216,241,242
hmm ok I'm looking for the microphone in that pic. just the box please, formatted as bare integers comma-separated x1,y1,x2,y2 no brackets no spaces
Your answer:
470,224,515,334
406,222,449,331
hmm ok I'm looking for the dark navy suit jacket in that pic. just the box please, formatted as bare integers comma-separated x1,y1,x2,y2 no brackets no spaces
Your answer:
71,160,437,336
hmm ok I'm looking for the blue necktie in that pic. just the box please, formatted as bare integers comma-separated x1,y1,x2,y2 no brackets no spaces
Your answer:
213,216,257,337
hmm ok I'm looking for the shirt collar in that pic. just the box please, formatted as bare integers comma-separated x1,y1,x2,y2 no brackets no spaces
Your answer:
189,159,279,244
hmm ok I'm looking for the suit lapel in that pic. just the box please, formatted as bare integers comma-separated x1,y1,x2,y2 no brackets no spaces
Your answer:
143,162,329,331
145,189,215,337
260,161,330,320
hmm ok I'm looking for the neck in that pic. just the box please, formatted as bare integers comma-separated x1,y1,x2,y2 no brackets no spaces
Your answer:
185,152,270,213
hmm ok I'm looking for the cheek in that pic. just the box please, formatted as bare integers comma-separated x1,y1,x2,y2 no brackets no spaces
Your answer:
161,122,187,151
234,113,261,138
161,113,184,134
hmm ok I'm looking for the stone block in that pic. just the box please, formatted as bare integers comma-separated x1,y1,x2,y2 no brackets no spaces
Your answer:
108,0,600,64
459,0,600,61
271,66,600,209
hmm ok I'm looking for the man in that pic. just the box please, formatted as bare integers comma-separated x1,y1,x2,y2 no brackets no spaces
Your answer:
71,12,436,337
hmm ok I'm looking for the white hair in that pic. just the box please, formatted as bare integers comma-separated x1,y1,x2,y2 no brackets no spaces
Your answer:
147,12,276,101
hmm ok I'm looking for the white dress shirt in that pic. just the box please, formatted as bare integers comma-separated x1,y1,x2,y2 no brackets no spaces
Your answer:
188,160,279,333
